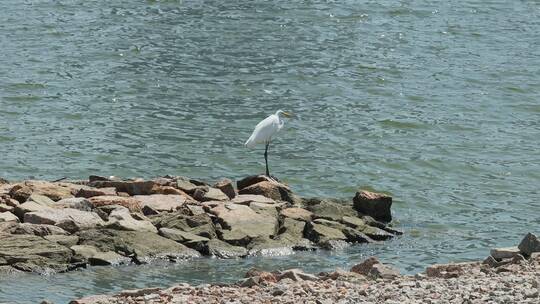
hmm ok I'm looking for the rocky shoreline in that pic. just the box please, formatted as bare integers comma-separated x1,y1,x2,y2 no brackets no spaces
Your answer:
70,233,540,304
0,175,401,274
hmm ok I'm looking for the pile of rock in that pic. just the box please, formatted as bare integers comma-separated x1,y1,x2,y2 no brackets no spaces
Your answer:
0,175,401,274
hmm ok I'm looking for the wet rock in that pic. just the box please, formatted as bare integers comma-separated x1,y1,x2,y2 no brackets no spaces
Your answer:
88,196,141,212
246,235,295,256
210,203,278,246
274,218,314,250
106,208,158,233
280,207,312,222
24,208,105,233
193,187,229,202
353,190,392,222
518,232,540,256
12,223,69,236
0,211,19,223
342,227,374,243
213,178,236,199
75,186,117,198
304,221,347,244
340,216,393,241
319,239,350,250
0,233,73,273
87,180,155,196
302,198,357,222
151,212,217,239
195,239,247,258
490,247,521,261
44,235,79,247
133,194,186,213
53,197,93,211
77,229,200,262
239,181,296,203
9,181,73,202
231,194,276,205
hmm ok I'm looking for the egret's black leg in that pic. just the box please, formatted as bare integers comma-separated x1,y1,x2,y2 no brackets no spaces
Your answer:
264,142,270,177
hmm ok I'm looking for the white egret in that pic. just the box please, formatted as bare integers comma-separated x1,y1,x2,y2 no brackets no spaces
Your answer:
245,110,293,177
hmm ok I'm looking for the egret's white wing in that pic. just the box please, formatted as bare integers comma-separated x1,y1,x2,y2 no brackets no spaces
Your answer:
245,115,279,148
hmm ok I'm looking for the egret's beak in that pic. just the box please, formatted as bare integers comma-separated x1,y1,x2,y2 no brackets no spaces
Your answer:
282,111,293,118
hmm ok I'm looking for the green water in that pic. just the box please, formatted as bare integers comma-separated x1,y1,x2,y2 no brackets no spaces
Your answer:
1,0,539,303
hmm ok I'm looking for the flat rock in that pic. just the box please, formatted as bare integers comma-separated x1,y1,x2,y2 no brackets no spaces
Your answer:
302,198,357,222
304,222,347,244
280,207,313,222
77,229,200,262
71,245,130,266
490,247,521,261
518,232,540,256
159,227,209,245
106,208,157,233
11,223,69,236
231,194,276,205
213,178,236,199
24,208,105,233
353,190,392,222
210,203,278,246
88,196,141,212
0,233,73,273
193,187,229,202
151,213,216,239
26,194,55,206
0,211,19,223
133,194,186,213
9,181,74,202
238,181,296,203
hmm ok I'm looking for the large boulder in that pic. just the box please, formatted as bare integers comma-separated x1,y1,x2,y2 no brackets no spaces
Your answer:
209,203,278,246
158,228,209,247
280,207,313,222
518,233,540,256
237,175,274,191
106,208,158,233
238,181,296,203
24,208,105,233
151,212,217,239
87,180,155,196
133,194,186,214
71,245,130,266
353,190,392,222
88,196,141,212
0,233,73,273
13,201,52,218
77,229,200,262
192,187,229,202
302,198,357,222
340,215,394,240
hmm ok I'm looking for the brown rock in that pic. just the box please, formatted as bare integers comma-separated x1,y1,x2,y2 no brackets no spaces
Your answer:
238,181,296,203
237,175,274,190
133,194,186,213
213,178,236,199
88,196,141,212
9,181,73,202
87,180,155,196
425,262,480,278
151,185,190,196
351,257,381,275
353,190,392,222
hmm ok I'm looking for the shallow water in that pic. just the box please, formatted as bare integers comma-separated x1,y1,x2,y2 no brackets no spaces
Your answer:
1,0,540,303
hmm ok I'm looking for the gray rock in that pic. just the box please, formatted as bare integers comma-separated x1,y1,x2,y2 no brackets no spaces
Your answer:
280,207,313,222
304,221,347,244
44,235,80,247
0,234,73,273
213,178,236,199
278,269,318,281
26,194,55,206
353,190,392,222
231,194,276,205
302,198,357,222
238,181,297,203
87,180,155,196
24,208,105,233
518,233,540,256
53,197,93,211
370,263,400,279
71,245,130,266
12,223,69,236
77,229,200,262
106,208,158,233
133,194,186,213
151,212,217,239
193,187,229,202
75,186,117,198
158,227,209,246
236,175,274,191
14,201,52,218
